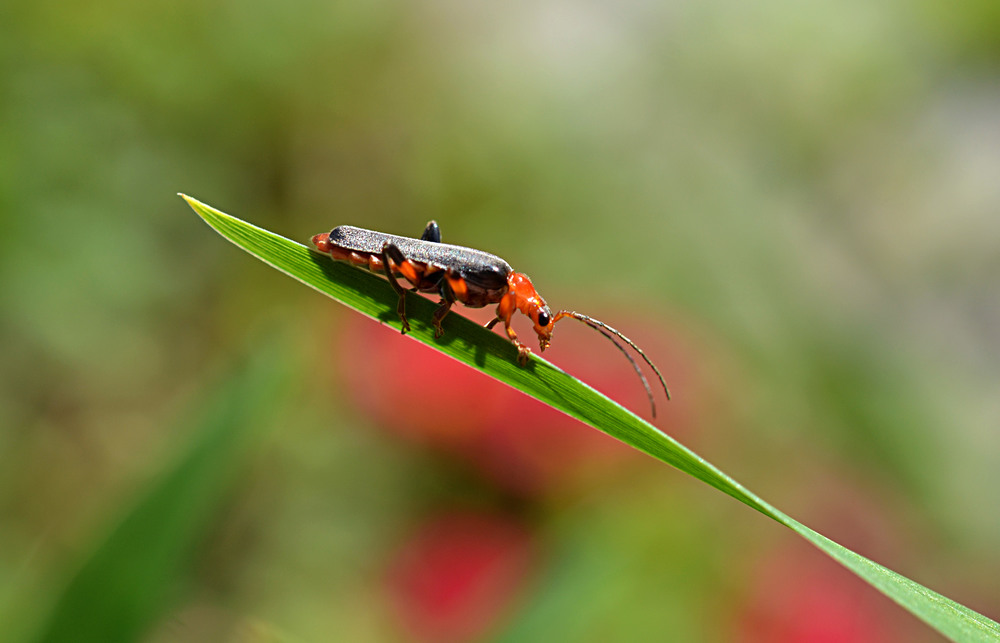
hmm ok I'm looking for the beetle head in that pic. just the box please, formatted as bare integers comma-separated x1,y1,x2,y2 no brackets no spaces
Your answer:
532,305,555,350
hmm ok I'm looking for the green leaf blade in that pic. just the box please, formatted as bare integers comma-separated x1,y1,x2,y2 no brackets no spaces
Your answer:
183,194,1000,643
30,335,290,643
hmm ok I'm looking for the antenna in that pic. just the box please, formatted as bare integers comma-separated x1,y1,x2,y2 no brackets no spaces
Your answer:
552,311,671,417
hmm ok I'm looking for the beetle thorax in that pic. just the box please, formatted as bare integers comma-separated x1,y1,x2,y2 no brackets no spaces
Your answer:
506,273,543,314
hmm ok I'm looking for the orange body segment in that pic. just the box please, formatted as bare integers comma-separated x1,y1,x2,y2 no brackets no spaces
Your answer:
447,274,468,300
396,259,420,285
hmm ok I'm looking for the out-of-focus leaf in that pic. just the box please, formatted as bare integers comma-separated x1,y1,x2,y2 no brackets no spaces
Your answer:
183,194,1000,643
30,336,290,643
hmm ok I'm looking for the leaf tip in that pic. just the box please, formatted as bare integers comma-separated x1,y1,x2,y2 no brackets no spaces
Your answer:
179,193,220,225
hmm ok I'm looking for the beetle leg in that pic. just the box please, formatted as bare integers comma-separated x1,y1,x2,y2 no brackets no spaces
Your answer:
506,325,532,365
420,220,441,243
486,317,532,364
486,294,531,364
380,242,411,334
432,301,453,338
485,302,531,363
432,280,456,338
509,332,532,364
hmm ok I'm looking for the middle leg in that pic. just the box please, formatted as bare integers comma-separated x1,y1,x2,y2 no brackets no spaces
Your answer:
432,279,456,338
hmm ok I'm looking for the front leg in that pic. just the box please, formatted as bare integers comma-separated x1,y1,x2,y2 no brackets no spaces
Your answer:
381,242,411,334
485,317,531,365
509,330,532,365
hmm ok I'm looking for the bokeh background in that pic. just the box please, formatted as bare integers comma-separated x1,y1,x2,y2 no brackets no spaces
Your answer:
2,0,999,641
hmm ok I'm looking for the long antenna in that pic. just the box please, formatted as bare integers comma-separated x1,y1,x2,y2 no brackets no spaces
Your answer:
587,322,658,417
553,311,671,417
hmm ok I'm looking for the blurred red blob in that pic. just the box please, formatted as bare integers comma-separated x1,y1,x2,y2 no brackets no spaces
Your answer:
384,512,534,643
735,541,915,643
333,310,698,494
334,313,509,448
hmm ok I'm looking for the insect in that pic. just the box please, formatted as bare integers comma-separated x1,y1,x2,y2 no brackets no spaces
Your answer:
311,221,671,416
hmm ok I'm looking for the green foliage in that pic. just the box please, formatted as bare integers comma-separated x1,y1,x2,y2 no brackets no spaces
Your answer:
29,337,290,643
184,194,1000,643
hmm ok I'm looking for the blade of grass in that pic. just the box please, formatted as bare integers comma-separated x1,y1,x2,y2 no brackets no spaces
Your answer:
29,334,291,643
182,194,1000,643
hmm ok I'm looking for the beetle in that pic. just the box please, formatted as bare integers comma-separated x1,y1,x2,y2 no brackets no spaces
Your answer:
311,221,671,416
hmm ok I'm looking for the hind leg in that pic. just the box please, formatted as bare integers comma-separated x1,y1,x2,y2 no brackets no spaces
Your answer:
380,242,411,333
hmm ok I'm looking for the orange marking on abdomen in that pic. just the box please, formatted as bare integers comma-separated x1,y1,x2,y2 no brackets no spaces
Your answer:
447,274,468,300
398,260,421,284
311,233,331,252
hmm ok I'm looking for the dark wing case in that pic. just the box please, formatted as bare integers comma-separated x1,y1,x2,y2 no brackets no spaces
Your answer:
328,225,512,290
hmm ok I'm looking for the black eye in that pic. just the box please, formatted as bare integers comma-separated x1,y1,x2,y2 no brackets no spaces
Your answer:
537,310,550,327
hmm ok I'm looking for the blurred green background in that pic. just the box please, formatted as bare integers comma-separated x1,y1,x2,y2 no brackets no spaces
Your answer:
2,0,999,641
